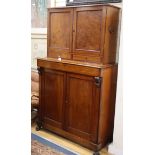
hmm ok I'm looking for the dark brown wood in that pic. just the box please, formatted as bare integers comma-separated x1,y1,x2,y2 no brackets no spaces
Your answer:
97,64,118,146
37,58,102,76
41,69,66,129
43,123,102,151
47,5,120,64
64,73,100,143
47,8,73,59
36,67,44,131
102,7,120,64
37,4,120,152
37,62,118,151
72,6,106,63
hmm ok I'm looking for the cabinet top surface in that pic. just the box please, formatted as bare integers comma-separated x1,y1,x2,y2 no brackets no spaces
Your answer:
37,57,113,69
47,4,121,9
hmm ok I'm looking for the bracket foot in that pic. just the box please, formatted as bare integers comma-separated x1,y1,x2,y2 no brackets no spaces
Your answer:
36,119,42,131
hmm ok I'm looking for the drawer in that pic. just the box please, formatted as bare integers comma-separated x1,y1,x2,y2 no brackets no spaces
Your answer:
37,58,101,76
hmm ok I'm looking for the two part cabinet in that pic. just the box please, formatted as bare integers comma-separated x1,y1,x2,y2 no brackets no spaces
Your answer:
37,4,121,153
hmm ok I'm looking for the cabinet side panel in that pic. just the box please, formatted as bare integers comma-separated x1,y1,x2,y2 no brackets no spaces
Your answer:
103,7,120,64
98,65,118,145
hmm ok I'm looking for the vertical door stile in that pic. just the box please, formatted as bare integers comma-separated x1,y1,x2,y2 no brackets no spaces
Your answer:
100,6,107,59
72,8,76,59
62,72,67,130
71,8,74,60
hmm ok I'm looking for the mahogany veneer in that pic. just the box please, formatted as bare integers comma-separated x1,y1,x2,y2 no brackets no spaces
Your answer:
37,4,120,154
47,4,120,64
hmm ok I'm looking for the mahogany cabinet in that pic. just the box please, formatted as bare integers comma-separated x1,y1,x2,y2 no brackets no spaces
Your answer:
37,58,118,152
37,4,121,154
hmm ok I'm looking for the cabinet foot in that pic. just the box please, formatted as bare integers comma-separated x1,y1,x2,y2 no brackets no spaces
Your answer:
36,119,42,131
93,152,100,155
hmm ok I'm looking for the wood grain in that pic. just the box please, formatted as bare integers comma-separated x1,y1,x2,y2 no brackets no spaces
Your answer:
64,73,100,143
37,4,120,152
47,8,73,59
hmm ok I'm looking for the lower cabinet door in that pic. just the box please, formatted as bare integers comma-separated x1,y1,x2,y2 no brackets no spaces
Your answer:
42,69,66,129
64,73,101,143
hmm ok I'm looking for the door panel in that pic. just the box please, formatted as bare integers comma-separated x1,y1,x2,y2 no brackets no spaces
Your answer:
47,8,73,59
65,73,100,142
42,69,66,129
76,10,101,51
73,6,106,62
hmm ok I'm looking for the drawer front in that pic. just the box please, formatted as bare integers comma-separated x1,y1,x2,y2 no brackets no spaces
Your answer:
37,59,101,76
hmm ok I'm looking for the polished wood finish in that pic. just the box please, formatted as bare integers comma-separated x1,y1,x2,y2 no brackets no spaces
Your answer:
72,6,106,62
103,7,120,64
37,4,120,152
37,58,113,77
47,5,120,64
65,73,100,143
42,69,66,129
37,62,118,151
97,65,118,146
47,8,73,59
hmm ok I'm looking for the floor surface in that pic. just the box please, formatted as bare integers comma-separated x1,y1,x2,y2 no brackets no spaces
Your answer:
31,124,112,155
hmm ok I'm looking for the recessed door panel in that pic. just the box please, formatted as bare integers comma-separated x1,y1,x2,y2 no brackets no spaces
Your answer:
65,73,100,142
73,6,106,62
43,69,66,129
76,10,101,51
48,9,73,59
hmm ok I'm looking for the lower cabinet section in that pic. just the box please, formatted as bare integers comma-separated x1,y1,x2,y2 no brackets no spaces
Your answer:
37,60,118,152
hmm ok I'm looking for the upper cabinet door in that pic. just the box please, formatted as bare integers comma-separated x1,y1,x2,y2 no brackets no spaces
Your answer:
73,6,106,63
47,8,73,59
65,73,101,143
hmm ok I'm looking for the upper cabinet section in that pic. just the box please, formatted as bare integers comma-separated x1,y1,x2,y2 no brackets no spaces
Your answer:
47,5,120,64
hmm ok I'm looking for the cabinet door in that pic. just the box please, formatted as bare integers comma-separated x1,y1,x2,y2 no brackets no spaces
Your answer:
47,8,73,59
65,73,101,142
73,6,106,63
42,69,66,129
